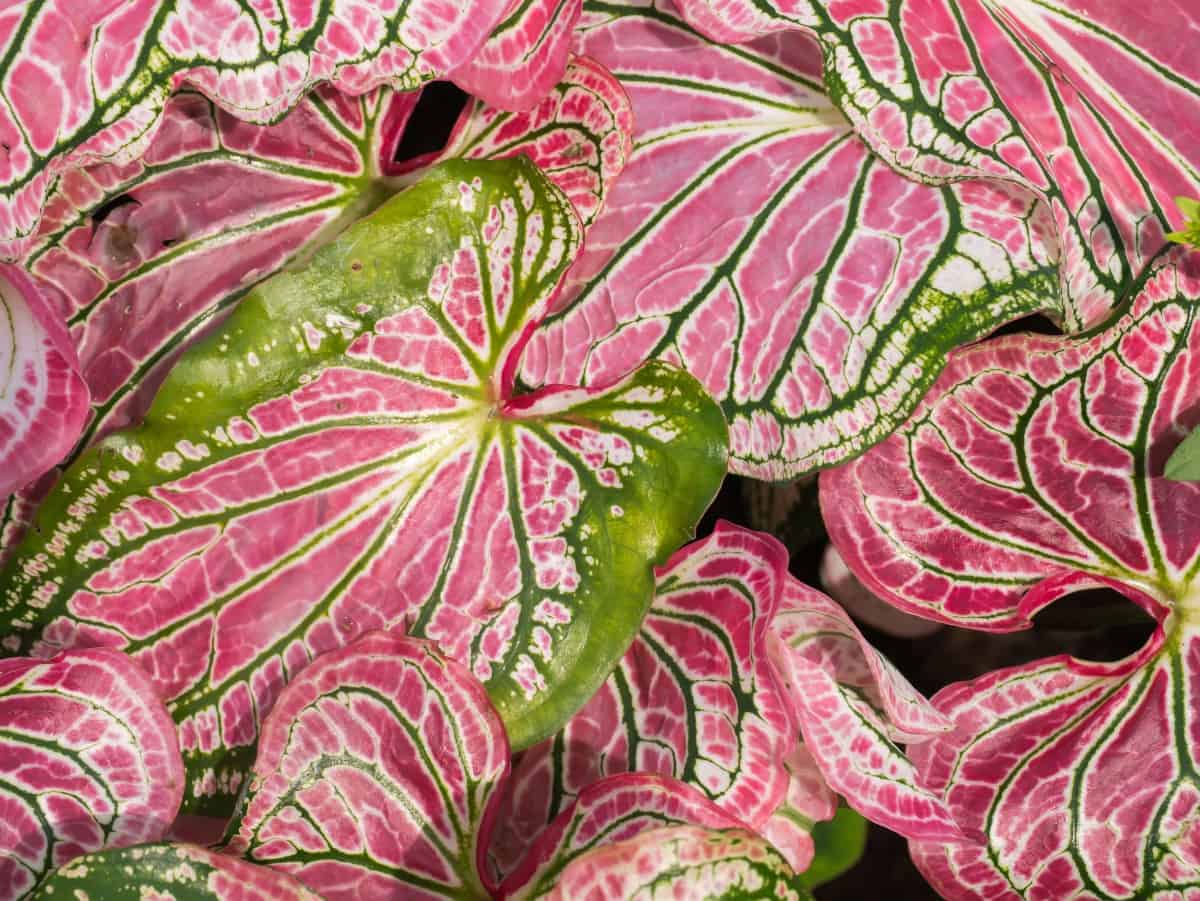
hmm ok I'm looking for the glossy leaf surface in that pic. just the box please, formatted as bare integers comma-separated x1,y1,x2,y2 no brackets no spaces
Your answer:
500,773,748,899
0,0,509,258
797,804,867,890
451,0,583,111
520,0,1057,478
0,649,183,900
493,523,799,875
769,579,959,840
0,266,88,498
226,631,508,900
536,825,813,900
675,0,1200,330
31,843,320,900
825,252,1200,897
0,158,728,815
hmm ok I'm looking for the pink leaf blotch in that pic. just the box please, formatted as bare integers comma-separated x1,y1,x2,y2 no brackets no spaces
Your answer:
0,0,510,258
825,252,1200,897
225,630,510,900
0,648,183,900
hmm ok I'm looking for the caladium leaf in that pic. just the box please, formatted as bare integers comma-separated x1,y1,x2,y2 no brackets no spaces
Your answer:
0,648,183,900
822,253,1200,896
492,522,799,876
26,86,417,458
0,157,728,816
31,843,320,900
757,746,837,875
674,0,1200,330
768,579,960,841
225,631,508,900
520,0,1057,478
499,773,749,899
529,824,814,900
451,0,583,111
0,0,511,258
0,267,88,498
1165,424,1200,481
797,804,867,890
437,55,634,228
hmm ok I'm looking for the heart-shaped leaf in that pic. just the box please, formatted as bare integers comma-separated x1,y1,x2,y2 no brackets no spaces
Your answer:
768,579,960,841
0,157,728,815
492,522,799,876
674,0,1200,329
437,55,634,228
520,0,1057,478
0,649,183,900
499,773,753,898
451,0,583,111
823,252,1200,896
0,0,512,258
0,266,88,498
225,630,508,900
526,824,814,900
31,843,320,900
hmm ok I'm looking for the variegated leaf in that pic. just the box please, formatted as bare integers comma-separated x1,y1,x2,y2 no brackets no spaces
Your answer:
0,158,728,816
768,578,960,840
521,0,1057,478
438,54,634,228
757,746,837,875
0,0,510,258
31,843,320,900
0,649,183,900
499,773,751,899
0,266,88,498
823,252,1200,896
492,522,799,876
674,0,1200,329
225,631,508,900
451,0,583,111
530,824,813,900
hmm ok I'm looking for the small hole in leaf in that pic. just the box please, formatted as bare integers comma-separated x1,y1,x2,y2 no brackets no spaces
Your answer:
350,260,362,272
393,81,469,166
162,237,178,248
1030,586,1157,663
987,312,1061,340
90,193,140,226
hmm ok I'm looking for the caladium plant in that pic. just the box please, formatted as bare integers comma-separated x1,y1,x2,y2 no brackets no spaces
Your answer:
822,251,1200,897
0,648,183,900
520,0,1059,479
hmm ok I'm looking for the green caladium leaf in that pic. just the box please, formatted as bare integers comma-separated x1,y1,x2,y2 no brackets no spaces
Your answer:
0,157,728,816
1165,424,1200,481
796,804,867,890
31,843,320,900
1167,198,1200,250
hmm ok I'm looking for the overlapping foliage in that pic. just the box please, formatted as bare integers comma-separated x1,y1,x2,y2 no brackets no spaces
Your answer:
1,0,1197,898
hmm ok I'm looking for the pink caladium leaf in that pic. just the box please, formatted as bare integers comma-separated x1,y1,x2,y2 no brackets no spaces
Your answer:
674,0,1200,329
768,578,961,842
0,266,88,499
31,843,321,900
491,522,800,877
0,648,183,900
435,54,634,228
526,824,814,900
451,0,584,111
224,630,509,899
822,251,1200,896
520,0,1057,478
0,157,728,816
0,0,511,259
500,773,757,898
